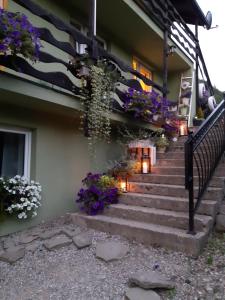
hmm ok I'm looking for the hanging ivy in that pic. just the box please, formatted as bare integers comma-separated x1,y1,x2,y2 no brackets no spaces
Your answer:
70,56,121,154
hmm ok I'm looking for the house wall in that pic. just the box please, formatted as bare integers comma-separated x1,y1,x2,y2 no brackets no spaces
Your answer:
0,102,124,236
0,0,194,236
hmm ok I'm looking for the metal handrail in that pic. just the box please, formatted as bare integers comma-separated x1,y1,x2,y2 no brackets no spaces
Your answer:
185,100,225,234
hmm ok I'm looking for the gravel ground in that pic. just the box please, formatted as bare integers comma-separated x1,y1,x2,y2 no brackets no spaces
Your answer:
0,219,225,300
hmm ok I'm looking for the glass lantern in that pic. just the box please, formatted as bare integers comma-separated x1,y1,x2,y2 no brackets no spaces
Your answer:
141,148,151,174
179,119,188,136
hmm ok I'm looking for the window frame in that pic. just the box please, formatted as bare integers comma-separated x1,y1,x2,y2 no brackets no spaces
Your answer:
132,57,153,92
0,0,8,8
0,126,32,179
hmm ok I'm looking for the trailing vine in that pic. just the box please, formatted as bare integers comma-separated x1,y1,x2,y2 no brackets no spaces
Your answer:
70,56,121,155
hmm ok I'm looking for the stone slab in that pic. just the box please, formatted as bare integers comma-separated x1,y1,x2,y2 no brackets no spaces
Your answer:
216,215,225,232
219,204,225,215
19,234,39,244
26,241,40,252
62,228,82,238
129,271,175,290
44,235,72,251
72,231,93,249
0,246,25,264
96,241,129,262
3,239,16,250
39,229,62,240
125,287,161,300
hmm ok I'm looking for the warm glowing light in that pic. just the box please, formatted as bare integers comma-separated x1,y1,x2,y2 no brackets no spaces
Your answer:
180,125,185,136
142,162,148,174
120,181,126,192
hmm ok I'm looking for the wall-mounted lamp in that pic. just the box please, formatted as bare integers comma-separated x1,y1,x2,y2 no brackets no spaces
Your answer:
167,45,176,56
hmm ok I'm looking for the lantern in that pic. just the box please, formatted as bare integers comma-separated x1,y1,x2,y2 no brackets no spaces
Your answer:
179,119,188,136
141,148,151,174
119,177,128,193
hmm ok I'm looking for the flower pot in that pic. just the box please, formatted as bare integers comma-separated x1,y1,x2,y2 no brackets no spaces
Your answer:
180,106,188,116
157,146,167,153
193,118,204,126
79,65,90,77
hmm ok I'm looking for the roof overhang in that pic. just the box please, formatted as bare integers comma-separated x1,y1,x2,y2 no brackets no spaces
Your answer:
170,0,210,28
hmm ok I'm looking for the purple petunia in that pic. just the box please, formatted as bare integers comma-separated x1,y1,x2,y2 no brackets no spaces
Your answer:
76,173,119,215
0,9,42,61
123,88,179,133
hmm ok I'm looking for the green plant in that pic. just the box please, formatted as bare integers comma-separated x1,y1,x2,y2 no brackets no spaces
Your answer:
98,175,119,189
70,56,121,155
107,160,135,179
76,173,119,215
0,176,42,220
196,107,204,119
206,255,213,265
117,125,163,146
0,8,41,61
155,135,169,148
167,288,177,299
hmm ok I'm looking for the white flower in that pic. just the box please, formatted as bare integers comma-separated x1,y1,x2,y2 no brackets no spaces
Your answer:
32,211,37,218
18,213,23,219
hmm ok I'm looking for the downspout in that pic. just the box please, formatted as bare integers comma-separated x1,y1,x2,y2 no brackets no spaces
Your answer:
89,0,98,59
162,0,168,98
195,22,199,114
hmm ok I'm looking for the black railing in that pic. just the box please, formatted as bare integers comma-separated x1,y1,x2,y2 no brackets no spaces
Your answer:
135,0,214,95
185,100,225,234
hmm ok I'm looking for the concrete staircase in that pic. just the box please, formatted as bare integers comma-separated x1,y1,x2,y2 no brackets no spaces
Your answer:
70,137,225,257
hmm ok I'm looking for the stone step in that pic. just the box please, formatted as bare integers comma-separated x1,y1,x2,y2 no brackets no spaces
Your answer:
129,182,223,201
119,193,218,217
70,213,208,257
177,136,188,142
168,145,185,152
152,166,185,175
156,159,184,167
129,174,225,188
105,204,213,232
157,152,184,159
151,166,225,177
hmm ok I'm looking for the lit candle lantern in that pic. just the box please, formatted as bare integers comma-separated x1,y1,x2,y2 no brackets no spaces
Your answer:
179,119,188,136
180,125,185,136
120,178,128,193
141,148,151,174
142,162,148,174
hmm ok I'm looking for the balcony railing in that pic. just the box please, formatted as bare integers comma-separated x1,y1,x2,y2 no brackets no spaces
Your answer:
134,0,214,95
0,0,165,112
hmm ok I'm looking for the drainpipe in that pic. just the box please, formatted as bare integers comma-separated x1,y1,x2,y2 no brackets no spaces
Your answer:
89,0,98,59
195,22,199,112
162,1,168,98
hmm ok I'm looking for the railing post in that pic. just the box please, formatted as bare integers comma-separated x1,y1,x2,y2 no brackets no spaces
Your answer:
223,99,225,130
185,134,195,234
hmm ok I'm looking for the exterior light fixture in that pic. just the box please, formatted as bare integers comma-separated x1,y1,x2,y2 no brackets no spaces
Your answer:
119,177,128,193
141,148,151,174
179,119,188,136
167,45,176,56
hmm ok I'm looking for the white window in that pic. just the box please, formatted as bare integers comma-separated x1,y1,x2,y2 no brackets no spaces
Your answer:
0,126,31,179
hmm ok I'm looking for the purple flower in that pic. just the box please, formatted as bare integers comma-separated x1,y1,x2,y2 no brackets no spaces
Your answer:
76,173,119,215
0,9,42,61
